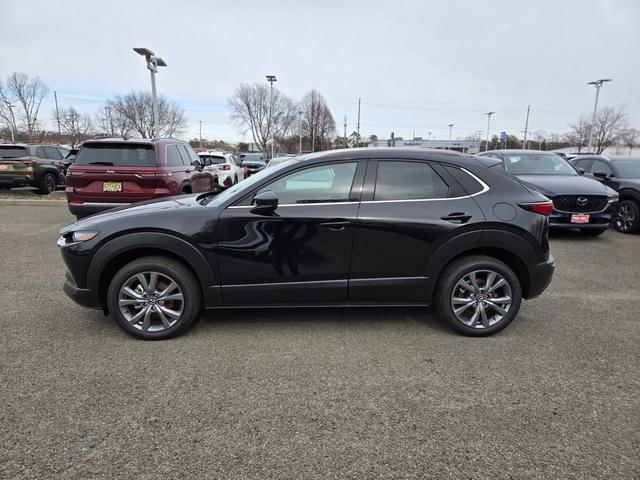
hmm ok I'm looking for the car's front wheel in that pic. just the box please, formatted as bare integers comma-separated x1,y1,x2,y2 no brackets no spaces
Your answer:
107,256,202,340
435,256,522,336
614,200,639,233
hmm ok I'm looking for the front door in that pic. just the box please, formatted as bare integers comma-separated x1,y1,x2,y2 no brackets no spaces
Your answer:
218,160,364,305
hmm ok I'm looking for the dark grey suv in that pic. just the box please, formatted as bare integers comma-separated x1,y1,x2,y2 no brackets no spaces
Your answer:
0,144,68,194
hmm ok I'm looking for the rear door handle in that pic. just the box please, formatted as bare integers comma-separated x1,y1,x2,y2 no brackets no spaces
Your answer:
441,212,472,223
320,220,350,231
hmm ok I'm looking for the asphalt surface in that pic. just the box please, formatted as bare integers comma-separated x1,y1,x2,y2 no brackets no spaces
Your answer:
1,205,638,479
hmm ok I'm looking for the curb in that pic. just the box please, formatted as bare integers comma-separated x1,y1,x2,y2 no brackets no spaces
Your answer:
0,199,67,207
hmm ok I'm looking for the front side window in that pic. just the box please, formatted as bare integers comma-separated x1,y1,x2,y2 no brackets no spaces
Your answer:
573,159,593,172
591,160,612,176
256,162,358,204
374,161,449,201
503,153,577,175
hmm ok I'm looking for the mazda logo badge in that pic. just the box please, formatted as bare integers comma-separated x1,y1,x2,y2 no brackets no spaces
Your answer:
577,197,588,206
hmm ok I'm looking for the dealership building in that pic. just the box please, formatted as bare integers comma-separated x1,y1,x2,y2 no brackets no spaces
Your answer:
368,137,481,154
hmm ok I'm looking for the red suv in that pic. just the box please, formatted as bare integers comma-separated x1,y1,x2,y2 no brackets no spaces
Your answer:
66,138,218,218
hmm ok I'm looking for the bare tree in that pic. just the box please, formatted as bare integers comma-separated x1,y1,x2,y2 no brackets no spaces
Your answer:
95,104,132,137
0,80,19,140
3,73,49,140
592,107,628,154
59,106,93,147
618,128,639,155
228,83,297,155
107,91,186,139
566,115,591,153
300,90,336,152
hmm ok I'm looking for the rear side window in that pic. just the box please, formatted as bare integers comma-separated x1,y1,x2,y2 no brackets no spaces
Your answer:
44,146,63,160
374,161,449,201
0,146,28,159
445,166,485,195
591,160,612,176
35,146,47,158
75,144,156,166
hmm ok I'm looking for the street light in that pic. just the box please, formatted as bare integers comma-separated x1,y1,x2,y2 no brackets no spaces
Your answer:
447,123,455,149
587,78,612,152
266,74,277,158
3,101,16,142
298,110,303,154
484,112,495,151
133,47,167,139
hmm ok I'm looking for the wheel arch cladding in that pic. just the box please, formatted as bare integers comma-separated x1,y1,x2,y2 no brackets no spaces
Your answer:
88,232,219,310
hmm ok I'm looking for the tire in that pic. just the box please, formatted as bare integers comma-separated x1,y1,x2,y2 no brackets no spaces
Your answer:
107,256,202,340
435,255,522,336
36,173,57,195
614,200,640,234
580,228,607,236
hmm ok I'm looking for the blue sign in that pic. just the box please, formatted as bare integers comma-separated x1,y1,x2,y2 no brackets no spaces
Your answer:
500,131,507,141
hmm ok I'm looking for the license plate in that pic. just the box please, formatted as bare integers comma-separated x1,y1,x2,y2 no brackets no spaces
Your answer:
571,214,590,223
0,164,7,170
103,181,122,192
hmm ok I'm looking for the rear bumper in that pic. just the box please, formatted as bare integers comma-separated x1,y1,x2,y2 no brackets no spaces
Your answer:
0,176,33,187
63,279,101,310
526,255,555,299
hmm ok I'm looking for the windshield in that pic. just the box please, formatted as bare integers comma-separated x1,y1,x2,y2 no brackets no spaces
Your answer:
503,153,577,175
75,143,156,166
613,159,640,178
202,158,297,207
0,146,28,159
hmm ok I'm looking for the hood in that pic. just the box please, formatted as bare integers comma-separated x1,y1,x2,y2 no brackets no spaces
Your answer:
515,174,616,197
61,194,202,233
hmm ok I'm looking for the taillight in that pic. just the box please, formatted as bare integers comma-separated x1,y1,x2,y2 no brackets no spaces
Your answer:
218,164,231,170
139,171,173,178
23,159,35,178
519,201,554,216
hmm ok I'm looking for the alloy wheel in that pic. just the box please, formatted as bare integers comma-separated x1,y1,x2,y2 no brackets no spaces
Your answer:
615,203,636,232
450,270,512,329
45,175,57,192
118,271,184,332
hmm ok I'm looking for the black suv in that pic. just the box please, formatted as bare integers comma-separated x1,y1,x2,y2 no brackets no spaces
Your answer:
571,155,640,233
0,144,68,194
478,150,618,236
58,148,555,340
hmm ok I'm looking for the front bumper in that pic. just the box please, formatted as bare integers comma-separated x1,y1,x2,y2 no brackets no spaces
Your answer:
68,202,129,217
63,278,101,309
526,255,555,299
549,201,617,229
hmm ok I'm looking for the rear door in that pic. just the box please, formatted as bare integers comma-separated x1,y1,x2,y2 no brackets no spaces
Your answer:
0,145,30,184
67,143,158,204
348,158,486,304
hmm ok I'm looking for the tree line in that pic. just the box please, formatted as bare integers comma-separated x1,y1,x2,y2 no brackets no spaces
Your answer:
0,72,187,147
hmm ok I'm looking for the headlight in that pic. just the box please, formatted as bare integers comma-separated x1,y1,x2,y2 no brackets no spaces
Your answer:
72,231,99,242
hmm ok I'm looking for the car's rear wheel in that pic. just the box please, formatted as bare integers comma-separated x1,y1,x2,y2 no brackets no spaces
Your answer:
36,173,57,194
107,256,201,340
435,256,522,336
580,228,607,236
614,200,639,233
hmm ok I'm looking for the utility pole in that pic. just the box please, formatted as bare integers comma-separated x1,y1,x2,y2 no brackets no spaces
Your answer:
266,74,277,158
199,120,203,147
3,101,16,143
54,91,62,137
356,98,361,136
522,104,530,149
484,112,495,151
344,115,347,139
587,78,612,152
298,110,303,154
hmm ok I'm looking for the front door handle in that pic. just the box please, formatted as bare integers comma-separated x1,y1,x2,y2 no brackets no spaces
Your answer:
320,220,350,231
441,212,472,223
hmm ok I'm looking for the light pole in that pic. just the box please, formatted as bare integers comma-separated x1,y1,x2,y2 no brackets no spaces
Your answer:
447,123,455,149
298,110,303,154
3,101,16,143
484,112,495,151
134,48,167,139
266,74,277,158
587,78,612,153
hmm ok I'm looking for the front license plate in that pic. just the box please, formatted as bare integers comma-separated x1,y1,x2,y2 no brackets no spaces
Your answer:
0,164,8,170
103,181,122,192
571,214,590,223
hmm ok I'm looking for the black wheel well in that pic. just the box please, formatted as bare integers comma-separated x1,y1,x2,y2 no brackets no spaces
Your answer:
439,247,530,298
619,191,640,204
97,247,202,311
181,184,192,194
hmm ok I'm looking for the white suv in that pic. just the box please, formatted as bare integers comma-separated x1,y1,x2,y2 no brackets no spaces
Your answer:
197,152,245,188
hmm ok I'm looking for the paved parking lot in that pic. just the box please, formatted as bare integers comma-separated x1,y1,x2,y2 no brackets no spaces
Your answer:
1,205,638,479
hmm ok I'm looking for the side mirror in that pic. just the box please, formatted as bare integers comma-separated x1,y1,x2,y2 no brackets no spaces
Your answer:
191,160,203,171
592,171,608,179
251,191,278,215
577,168,585,175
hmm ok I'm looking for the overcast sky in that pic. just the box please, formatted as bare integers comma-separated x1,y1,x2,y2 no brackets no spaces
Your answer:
2,0,639,143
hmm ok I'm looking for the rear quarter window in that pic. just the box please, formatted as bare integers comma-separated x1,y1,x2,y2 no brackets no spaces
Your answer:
445,166,486,195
